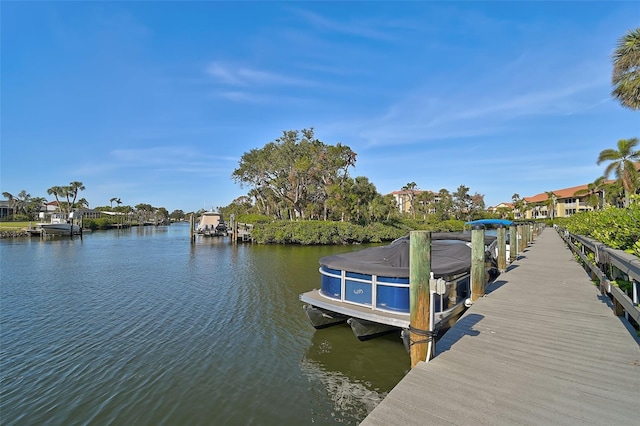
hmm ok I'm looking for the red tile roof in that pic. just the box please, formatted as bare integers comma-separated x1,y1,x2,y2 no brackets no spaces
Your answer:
524,182,612,203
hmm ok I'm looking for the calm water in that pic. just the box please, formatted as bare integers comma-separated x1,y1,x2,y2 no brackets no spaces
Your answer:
0,224,410,425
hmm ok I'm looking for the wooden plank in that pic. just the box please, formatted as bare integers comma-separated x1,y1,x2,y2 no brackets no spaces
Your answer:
362,228,640,426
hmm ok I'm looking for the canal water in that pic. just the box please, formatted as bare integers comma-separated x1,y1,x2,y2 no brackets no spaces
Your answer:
0,224,410,425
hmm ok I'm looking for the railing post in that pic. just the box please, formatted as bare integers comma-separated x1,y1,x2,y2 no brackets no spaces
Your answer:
409,230,431,368
497,224,507,272
471,224,486,301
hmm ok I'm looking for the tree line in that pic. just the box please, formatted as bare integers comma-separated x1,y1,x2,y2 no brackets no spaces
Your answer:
1,181,185,225
224,128,487,224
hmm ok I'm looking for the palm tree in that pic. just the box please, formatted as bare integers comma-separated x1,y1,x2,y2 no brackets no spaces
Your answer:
511,193,525,220
47,186,65,214
110,197,118,209
612,28,640,110
401,182,418,218
67,181,85,212
574,176,606,210
597,138,640,207
543,191,557,220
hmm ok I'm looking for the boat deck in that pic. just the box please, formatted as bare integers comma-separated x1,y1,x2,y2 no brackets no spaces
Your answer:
361,228,640,425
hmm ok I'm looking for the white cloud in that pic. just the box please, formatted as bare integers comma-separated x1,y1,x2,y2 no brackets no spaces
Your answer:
206,61,314,87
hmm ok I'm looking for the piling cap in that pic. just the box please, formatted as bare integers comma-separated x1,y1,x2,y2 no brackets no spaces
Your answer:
472,224,485,230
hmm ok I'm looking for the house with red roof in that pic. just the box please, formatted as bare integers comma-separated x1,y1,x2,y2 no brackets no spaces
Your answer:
519,183,604,219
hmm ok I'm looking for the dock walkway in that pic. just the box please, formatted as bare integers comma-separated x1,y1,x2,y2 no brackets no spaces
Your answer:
362,228,639,425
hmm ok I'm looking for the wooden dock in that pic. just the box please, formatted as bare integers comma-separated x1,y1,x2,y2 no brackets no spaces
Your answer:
362,227,640,426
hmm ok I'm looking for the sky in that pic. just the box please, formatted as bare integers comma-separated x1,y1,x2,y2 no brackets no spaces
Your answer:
2,1,639,213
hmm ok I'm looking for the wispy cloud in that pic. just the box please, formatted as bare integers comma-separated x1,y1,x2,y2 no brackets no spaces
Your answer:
329,63,607,149
206,61,314,87
214,90,309,105
289,8,397,41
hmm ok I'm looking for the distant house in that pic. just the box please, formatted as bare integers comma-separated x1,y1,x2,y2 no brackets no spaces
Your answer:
38,202,102,221
0,200,11,220
389,189,440,214
487,202,514,219
71,209,102,220
42,201,59,212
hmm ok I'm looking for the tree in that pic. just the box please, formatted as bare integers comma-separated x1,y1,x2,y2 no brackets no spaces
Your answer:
452,185,473,221
156,207,169,224
543,191,557,220
401,182,419,218
232,129,356,220
1,190,33,219
26,197,46,220
75,198,90,209
512,193,528,220
67,181,85,211
612,28,640,110
435,189,452,220
2,191,18,219
574,176,606,210
170,209,186,221
47,186,66,214
326,179,355,222
416,190,435,219
597,137,640,207
351,176,378,223
469,192,486,219
110,197,119,209
368,193,395,222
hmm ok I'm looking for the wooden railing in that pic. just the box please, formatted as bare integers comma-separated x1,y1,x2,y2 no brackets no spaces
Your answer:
556,226,640,325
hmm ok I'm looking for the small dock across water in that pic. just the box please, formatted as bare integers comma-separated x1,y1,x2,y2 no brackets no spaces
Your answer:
362,228,639,425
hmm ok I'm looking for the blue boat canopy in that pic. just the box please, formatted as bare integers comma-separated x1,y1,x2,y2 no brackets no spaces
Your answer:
465,219,513,227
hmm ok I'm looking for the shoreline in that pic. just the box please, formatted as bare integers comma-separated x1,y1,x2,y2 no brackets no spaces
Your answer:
1,230,31,239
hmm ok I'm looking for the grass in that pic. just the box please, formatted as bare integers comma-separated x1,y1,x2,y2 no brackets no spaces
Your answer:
0,221,32,231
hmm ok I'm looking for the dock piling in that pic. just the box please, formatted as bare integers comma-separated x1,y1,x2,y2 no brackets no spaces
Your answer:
409,230,432,368
471,224,486,301
190,214,196,243
497,224,507,272
509,224,518,263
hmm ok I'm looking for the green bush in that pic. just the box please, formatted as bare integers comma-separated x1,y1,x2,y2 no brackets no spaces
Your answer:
560,203,640,255
251,220,408,245
83,218,114,230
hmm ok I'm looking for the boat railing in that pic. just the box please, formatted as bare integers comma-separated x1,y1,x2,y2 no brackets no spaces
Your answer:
318,266,470,316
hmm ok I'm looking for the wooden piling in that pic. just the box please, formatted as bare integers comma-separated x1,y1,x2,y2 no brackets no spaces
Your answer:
190,214,196,243
409,230,431,368
517,223,525,253
230,214,237,243
471,224,485,301
509,224,518,263
497,224,507,273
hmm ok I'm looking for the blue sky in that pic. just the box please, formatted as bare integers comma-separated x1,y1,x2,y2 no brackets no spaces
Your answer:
2,1,639,213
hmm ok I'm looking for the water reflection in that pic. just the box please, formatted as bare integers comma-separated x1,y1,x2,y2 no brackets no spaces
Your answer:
301,324,409,423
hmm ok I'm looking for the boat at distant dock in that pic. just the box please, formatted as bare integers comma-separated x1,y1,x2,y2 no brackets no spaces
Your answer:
196,211,228,236
31,212,81,236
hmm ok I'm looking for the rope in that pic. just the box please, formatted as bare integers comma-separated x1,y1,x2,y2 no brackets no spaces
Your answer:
407,325,436,346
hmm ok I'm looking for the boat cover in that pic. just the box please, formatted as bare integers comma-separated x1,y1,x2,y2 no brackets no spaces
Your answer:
319,237,473,278
465,219,513,227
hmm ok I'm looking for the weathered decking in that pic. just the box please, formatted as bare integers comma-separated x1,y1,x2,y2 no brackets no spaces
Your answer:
362,227,640,426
